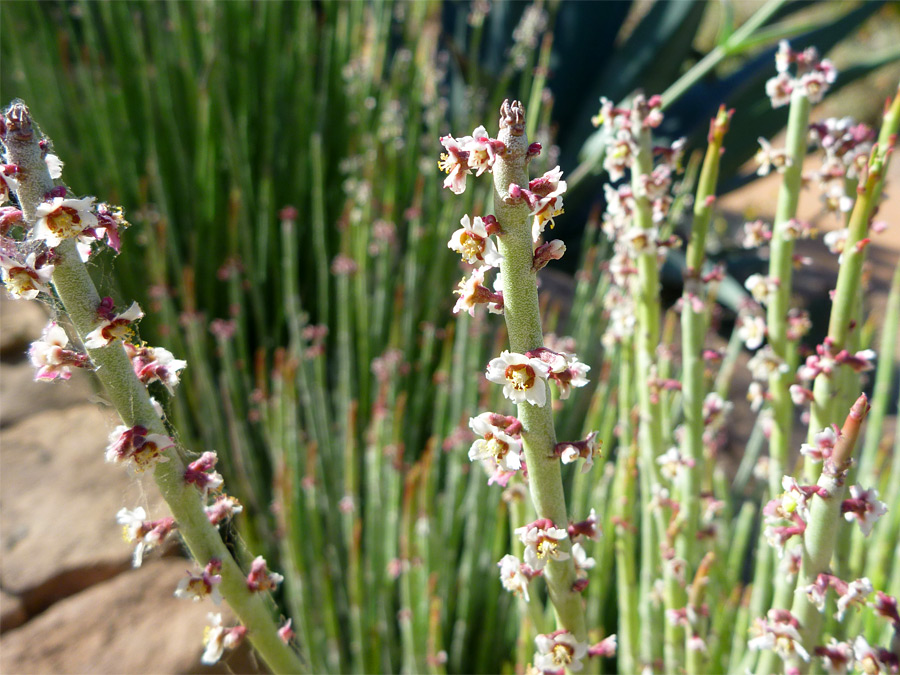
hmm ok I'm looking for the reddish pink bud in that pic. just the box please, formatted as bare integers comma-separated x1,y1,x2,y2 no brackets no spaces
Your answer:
572,578,589,593
482,214,502,236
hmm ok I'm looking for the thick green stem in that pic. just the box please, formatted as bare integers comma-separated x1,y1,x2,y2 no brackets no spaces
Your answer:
788,396,870,674
4,103,303,675
491,101,586,641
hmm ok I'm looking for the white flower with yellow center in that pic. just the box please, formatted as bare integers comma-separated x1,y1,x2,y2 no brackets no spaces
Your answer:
33,196,98,248
486,350,551,407
534,631,589,673
468,413,521,472
447,214,502,268
515,520,570,572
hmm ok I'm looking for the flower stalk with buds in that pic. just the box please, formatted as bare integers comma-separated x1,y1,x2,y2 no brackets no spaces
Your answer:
489,99,587,641
1,102,301,674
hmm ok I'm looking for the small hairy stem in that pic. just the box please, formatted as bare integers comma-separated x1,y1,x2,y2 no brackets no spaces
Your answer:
4,103,303,675
491,104,586,640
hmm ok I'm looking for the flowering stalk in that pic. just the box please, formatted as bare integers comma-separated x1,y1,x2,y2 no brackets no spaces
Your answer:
678,105,731,562
613,339,640,675
805,87,900,482
787,395,870,673
764,87,811,498
490,101,587,640
628,96,685,672
2,103,302,674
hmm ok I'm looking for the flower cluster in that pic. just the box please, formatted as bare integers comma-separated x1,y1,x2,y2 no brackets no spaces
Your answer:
808,117,874,214
2,101,302,672
437,126,505,195
766,40,836,108
597,94,685,349
762,476,819,557
442,100,605,670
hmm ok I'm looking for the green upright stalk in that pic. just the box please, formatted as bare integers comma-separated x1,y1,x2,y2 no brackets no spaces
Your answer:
752,91,812,675
491,102,586,640
614,339,639,675
765,88,811,494
3,103,303,675
806,87,900,483
678,106,730,567
788,396,870,674
626,105,685,673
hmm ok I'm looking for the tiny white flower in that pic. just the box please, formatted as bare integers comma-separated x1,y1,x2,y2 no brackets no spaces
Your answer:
515,521,570,572
447,214,503,268
737,314,767,350
468,413,522,472
497,554,530,602
534,631,589,674
485,350,551,407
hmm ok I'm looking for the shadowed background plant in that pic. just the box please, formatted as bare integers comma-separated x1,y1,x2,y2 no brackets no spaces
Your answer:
2,1,898,672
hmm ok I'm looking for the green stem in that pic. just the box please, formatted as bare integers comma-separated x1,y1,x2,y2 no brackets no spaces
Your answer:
660,0,787,109
764,88,810,496
805,86,900,482
4,103,303,675
491,101,586,641
788,396,870,674
630,108,684,673
678,107,730,564
614,339,639,675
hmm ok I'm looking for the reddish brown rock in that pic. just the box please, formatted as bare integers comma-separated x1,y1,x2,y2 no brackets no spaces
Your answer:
0,295,48,359
0,558,263,674
0,588,26,633
0,404,168,613
0,362,95,428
